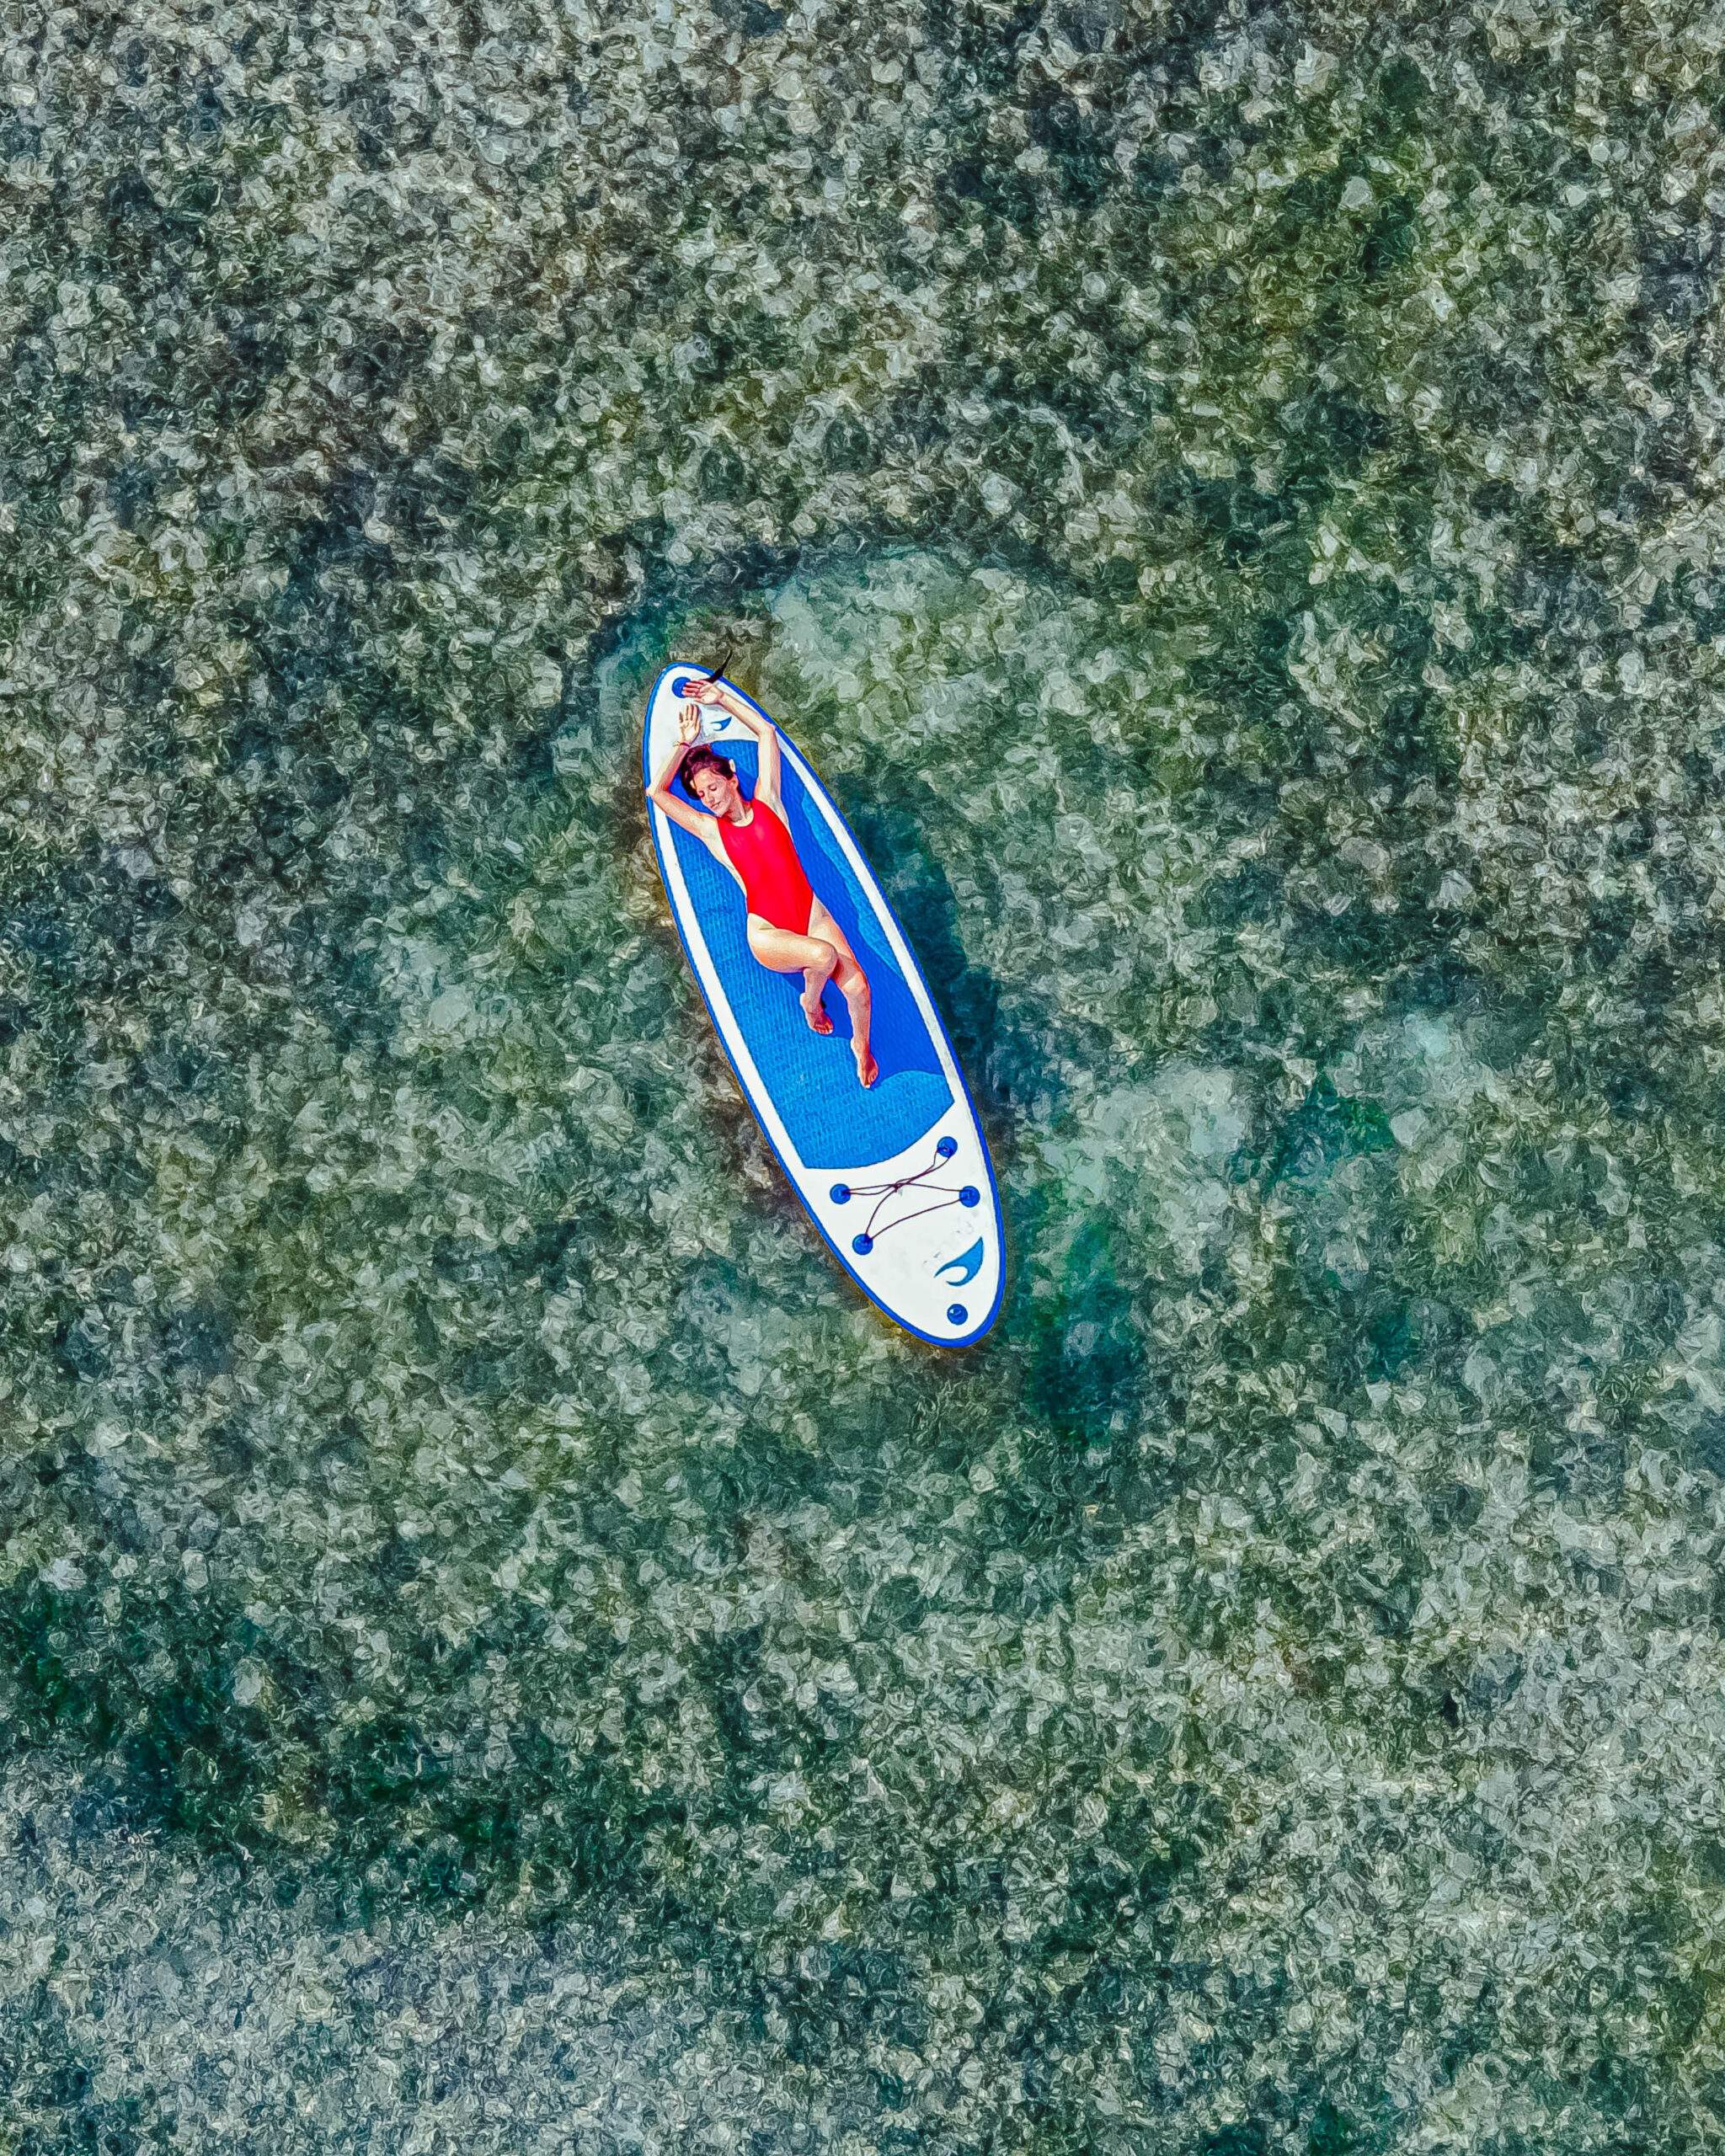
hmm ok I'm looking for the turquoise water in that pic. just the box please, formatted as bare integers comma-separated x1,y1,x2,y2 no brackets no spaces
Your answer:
3,3,1724,2148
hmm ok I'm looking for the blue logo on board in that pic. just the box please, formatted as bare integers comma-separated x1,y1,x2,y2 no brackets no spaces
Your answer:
934,1237,984,1286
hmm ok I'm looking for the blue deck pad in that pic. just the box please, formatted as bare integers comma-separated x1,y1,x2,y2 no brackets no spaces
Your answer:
670,739,953,1171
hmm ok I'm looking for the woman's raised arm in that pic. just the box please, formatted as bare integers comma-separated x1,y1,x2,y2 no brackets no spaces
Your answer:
648,728,697,796
646,707,718,842
691,681,782,803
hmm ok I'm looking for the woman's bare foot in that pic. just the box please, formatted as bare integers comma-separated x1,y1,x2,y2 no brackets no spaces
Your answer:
855,1046,879,1087
802,992,834,1035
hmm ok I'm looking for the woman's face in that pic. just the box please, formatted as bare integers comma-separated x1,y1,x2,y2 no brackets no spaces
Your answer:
691,764,740,815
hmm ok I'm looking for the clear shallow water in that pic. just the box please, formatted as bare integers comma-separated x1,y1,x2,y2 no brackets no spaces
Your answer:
3,2,1724,2149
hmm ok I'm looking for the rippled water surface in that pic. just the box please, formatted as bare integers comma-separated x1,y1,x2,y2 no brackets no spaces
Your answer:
4,2,1724,2148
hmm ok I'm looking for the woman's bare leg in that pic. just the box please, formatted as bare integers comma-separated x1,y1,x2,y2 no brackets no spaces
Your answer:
801,958,836,1033
745,916,839,1033
807,900,877,1088
832,953,877,1086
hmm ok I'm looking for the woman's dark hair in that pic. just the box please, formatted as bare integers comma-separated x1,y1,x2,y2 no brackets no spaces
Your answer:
681,746,734,795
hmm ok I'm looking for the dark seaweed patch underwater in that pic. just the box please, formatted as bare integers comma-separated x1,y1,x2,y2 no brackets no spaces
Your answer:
3,1,1724,2148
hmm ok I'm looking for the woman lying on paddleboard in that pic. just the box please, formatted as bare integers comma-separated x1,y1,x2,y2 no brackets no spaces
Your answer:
647,676,879,1089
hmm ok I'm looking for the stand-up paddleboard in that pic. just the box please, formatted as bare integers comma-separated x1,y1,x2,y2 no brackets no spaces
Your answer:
642,664,1004,1348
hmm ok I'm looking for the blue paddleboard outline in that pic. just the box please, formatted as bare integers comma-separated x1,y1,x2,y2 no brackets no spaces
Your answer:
641,664,1005,1348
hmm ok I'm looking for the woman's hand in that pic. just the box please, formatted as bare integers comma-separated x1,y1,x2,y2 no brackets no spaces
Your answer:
677,700,702,745
682,676,722,705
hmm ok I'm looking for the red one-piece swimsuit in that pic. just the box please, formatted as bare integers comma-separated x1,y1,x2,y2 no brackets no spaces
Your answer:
716,798,815,933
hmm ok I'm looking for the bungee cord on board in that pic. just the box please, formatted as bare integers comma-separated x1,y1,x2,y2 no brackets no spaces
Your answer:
829,1135,980,1254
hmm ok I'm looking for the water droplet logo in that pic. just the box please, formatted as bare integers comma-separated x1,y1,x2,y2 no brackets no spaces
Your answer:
933,1237,984,1286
